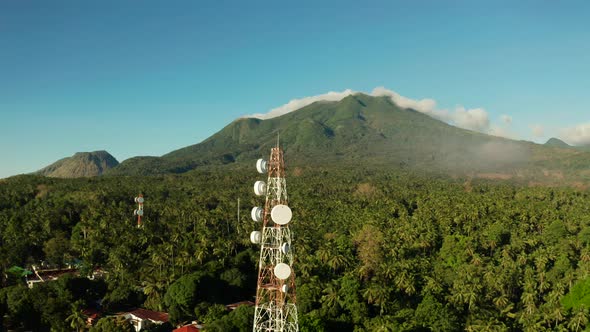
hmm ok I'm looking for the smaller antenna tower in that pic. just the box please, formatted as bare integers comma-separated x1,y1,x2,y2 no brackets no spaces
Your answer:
133,194,145,227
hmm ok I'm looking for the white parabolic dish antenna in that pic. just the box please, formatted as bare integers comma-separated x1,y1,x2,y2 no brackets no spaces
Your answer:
137,197,144,203
256,159,267,174
254,181,267,196
281,243,290,254
271,205,292,225
251,207,263,222
250,231,261,244
274,263,292,280
137,209,144,216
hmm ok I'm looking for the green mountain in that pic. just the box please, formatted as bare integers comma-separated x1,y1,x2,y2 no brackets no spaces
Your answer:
544,137,571,148
110,94,590,180
37,150,119,178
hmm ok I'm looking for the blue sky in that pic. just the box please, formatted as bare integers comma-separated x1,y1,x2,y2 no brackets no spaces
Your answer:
1,1,589,178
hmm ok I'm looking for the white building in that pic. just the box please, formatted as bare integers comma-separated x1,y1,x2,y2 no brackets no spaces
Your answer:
121,308,169,332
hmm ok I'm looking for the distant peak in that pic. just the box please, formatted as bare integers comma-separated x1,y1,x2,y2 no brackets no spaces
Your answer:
37,150,119,178
545,137,570,148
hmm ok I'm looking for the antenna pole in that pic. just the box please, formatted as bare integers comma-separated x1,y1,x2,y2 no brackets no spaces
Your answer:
237,198,240,235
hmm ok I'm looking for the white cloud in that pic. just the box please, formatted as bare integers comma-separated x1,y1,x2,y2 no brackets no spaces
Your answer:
245,87,517,137
530,124,545,138
247,89,356,120
560,123,590,145
370,87,436,113
489,126,509,138
451,107,490,133
489,125,518,140
487,115,518,139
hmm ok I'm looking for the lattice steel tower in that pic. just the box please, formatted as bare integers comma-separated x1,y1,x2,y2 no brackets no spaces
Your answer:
250,145,298,332
133,194,144,227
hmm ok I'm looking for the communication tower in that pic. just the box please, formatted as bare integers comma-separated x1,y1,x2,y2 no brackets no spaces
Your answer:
250,145,298,332
133,194,144,227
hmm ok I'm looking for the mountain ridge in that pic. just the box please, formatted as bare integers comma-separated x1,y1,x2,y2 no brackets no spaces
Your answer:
107,93,590,180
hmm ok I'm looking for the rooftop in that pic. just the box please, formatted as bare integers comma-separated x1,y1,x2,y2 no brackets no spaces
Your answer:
126,308,169,322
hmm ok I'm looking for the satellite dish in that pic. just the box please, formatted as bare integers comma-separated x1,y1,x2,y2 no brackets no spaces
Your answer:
251,207,263,222
271,205,292,225
133,209,138,216
254,181,267,196
274,263,291,280
280,243,290,254
281,284,289,293
137,209,144,216
256,159,268,174
250,231,261,244
134,197,138,203
137,197,144,204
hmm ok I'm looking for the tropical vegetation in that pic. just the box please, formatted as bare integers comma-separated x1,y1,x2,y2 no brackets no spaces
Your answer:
1,164,590,331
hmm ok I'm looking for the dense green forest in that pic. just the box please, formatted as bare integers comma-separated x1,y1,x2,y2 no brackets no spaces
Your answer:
2,165,590,331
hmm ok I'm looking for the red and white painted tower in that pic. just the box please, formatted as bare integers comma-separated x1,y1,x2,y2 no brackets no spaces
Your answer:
133,194,144,227
250,145,298,332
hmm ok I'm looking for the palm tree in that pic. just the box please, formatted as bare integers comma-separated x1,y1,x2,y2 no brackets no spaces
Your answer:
142,274,165,311
66,301,86,332
362,283,389,315
394,269,416,295
328,254,348,272
493,293,509,309
321,283,340,309
567,307,588,332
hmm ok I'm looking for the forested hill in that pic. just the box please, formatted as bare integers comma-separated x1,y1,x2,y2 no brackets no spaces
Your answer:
36,150,119,178
545,137,590,152
109,94,590,183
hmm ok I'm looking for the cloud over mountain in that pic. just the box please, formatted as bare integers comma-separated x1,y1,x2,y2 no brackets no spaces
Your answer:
247,89,357,120
246,87,505,136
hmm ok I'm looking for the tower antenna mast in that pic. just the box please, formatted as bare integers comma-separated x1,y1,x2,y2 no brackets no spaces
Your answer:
250,145,298,331
133,194,145,227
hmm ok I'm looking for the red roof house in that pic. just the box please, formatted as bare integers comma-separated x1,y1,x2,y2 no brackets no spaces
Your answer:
82,308,101,326
173,325,201,332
